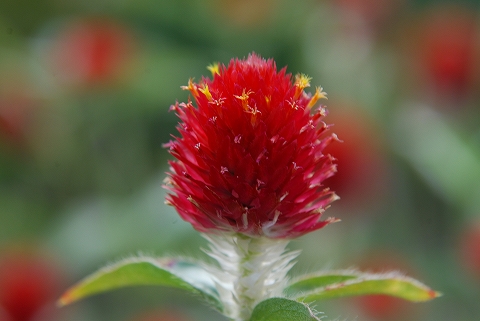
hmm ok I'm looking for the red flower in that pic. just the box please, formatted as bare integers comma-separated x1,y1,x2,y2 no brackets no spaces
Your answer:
417,4,479,98
356,294,405,320
333,0,404,31
165,53,338,238
0,251,64,321
322,106,389,212
47,18,135,87
352,251,416,320
0,93,34,147
459,221,480,279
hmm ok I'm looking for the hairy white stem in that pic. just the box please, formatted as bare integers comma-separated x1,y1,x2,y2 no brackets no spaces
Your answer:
202,233,300,321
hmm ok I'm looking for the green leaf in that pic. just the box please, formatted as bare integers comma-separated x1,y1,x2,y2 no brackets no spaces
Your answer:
58,256,222,311
286,270,441,303
285,271,358,296
249,298,321,321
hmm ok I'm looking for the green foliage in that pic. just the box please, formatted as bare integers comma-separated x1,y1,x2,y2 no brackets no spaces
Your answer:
59,255,440,321
249,298,320,321
286,270,441,302
58,256,222,311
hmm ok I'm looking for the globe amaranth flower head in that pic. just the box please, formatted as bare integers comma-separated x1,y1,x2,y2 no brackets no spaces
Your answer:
164,53,339,239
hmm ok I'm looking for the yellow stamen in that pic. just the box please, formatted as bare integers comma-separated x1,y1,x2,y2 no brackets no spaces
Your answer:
307,86,328,109
181,78,199,97
199,84,213,101
294,73,311,99
234,88,254,111
246,105,261,126
265,95,271,108
207,62,220,76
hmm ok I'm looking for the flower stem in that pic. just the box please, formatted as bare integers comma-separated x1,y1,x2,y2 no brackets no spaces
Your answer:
203,234,300,321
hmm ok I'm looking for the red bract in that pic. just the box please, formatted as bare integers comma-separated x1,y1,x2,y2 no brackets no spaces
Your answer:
165,53,338,238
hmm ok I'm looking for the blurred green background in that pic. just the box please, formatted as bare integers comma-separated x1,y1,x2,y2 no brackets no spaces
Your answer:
1,0,480,320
